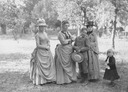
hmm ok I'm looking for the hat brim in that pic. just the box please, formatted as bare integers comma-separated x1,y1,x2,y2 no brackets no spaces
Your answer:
38,23,48,27
38,24,47,27
86,24,95,27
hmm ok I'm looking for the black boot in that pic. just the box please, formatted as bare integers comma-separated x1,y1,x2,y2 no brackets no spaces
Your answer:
79,73,88,84
83,73,89,85
77,72,82,79
78,72,84,83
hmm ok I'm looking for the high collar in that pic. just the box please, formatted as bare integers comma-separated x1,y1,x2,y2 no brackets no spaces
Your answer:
108,56,113,58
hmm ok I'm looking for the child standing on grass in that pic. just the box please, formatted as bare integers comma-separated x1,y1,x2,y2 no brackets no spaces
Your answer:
103,49,120,86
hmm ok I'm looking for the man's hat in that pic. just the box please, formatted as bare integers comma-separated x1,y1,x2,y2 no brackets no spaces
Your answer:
86,21,95,27
71,52,84,63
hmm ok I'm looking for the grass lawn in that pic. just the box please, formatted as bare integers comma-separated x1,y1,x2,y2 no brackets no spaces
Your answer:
0,34,128,92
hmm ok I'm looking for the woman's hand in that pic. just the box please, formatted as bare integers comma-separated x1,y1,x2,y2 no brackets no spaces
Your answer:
73,46,81,52
105,62,110,69
77,49,81,53
71,35,76,41
67,39,72,44
106,65,110,69
73,46,79,50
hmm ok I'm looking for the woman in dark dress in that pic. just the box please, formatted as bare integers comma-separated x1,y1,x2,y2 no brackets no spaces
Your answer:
86,21,100,81
103,49,120,86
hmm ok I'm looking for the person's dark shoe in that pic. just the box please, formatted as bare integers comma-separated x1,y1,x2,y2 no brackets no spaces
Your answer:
39,84,44,86
80,80,89,86
84,81,89,85
78,78,84,83
77,73,82,79
79,77,88,83
109,82,116,87
89,79,99,82
51,81,56,84
71,80,77,83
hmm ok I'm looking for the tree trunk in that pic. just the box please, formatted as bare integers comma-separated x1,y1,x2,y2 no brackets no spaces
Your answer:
77,26,80,36
77,24,81,36
112,24,116,49
112,8,117,49
1,24,6,34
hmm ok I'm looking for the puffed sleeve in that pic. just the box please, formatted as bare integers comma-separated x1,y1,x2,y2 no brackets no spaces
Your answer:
45,32,50,47
35,34,40,47
94,32,99,51
67,31,75,41
90,32,99,54
58,32,69,45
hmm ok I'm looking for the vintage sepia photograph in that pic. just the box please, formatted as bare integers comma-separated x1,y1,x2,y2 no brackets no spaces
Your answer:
0,0,128,92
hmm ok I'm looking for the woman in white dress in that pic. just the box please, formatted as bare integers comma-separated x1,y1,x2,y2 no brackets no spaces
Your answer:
30,19,56,85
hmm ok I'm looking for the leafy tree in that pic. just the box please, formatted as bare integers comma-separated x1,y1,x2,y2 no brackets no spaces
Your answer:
0,1,20,34
20,0,41,33
31,0,58,28
108,0,128,49
52,0,100,35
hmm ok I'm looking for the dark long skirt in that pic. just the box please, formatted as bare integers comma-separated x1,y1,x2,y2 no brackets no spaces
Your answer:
103,68,120,81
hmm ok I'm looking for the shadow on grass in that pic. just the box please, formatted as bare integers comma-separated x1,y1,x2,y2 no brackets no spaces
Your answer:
0,70,103,92
0,71,32,92
0,57,127,92
0,69,126,92
0,53,30,61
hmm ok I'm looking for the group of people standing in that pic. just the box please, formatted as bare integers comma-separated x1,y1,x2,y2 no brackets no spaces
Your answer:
29,18,100,85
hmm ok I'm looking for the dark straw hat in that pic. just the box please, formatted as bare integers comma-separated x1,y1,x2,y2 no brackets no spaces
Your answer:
86,21,95,27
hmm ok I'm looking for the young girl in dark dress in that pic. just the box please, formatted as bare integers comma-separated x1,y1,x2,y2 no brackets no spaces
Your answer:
103,49,120,86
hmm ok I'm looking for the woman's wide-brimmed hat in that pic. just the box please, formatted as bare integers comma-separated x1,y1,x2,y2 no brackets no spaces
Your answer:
71,52,84,63
62,20,69,26
80,27,87,32
37,18,47,27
